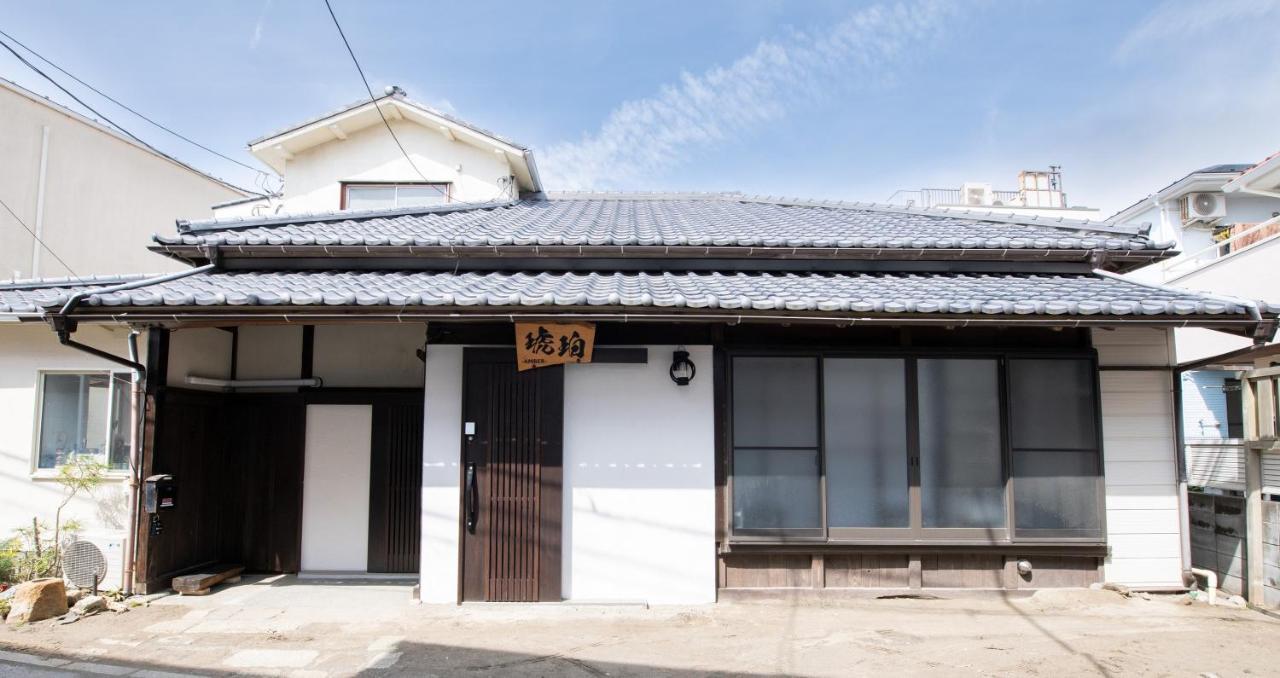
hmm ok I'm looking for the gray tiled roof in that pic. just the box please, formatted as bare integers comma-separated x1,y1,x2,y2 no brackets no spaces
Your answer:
55,270,1252,318
0,274,157,315
157,194,1167,252
247,92,528,151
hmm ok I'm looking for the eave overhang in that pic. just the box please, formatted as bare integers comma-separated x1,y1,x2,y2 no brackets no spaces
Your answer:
49,304,1271,338
148,244,1177,274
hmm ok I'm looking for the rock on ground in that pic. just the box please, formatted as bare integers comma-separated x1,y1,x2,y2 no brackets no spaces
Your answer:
70,595,108,617
5,578,67,625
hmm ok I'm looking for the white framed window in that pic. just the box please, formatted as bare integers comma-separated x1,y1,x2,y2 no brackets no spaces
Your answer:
34,371,132,472
343,182,450,210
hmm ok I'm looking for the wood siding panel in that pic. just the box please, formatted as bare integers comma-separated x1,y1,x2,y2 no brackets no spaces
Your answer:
921,554,1003,588
722,554,812,588
368,394,425,573
822,554,910,588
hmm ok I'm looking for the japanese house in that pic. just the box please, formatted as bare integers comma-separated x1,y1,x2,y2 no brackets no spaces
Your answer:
3,91,1276,603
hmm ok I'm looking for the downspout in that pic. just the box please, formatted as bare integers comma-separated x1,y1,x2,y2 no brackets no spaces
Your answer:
30,125,49,278
123,330,144,596
47,264,215,594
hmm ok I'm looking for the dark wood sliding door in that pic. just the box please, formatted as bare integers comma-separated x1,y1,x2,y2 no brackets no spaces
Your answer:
367,393,425,573
460,349,563,602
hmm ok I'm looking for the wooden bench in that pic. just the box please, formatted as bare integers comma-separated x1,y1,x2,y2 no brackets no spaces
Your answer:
172,564,245,596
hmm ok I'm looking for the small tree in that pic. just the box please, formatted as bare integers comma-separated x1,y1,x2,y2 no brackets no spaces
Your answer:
51,457,106,558
4,457,106,583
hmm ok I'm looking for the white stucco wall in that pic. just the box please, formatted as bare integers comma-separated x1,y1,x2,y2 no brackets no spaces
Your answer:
301,404,373,572
1092,328,1184,588
235,325,303,380
419,345,463,603
0,82,243,280
0,324,140,589
165,328,233,389
313,324,425,388
562,346,716,605
280,120,513,213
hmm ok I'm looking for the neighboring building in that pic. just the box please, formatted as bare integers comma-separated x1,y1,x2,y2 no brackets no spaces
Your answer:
893,167,1103,221
5,97,1276,604
0,77,251,589
1110,155,1280,603
0,78,249,279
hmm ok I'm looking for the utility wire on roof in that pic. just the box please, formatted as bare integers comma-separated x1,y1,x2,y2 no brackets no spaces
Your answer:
0,28,276,180
0,195,84,281
322,0,444,199
319,1,517,205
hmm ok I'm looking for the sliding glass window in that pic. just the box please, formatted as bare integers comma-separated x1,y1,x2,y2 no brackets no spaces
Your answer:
728,352,1104,543
824,358,910,536
1008,358,1103,539
918,359,1005,535
731,357,822,534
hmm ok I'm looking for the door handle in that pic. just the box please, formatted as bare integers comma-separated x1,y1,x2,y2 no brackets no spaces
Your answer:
465,462,478,534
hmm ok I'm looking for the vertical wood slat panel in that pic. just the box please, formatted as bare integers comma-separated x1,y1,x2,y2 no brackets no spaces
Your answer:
483,363,543,601
460,351,563,603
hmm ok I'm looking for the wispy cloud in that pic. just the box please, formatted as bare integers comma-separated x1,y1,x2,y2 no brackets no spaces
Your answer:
249,0,273,50
1116,0,1280,60
541,1,956,190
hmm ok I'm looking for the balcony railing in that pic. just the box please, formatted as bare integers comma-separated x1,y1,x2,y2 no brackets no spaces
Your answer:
1161,216,1280,281
916,188,1021,209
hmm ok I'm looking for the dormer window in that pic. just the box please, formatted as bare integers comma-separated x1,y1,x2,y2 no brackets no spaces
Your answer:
342,182,450,210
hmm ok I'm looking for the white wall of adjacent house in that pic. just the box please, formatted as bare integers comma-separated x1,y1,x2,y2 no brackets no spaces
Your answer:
1092,327,1184,588
1165,237,1280,364
0,81,244,280
278,119,515,213
0,323,143,590
561,347,716,604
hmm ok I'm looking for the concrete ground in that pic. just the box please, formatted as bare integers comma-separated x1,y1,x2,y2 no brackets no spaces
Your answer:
2,575,1278,677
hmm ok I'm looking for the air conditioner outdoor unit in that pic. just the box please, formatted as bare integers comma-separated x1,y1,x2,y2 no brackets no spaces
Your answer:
75,529,126,591
962,182,993,207
1181,192,1226,224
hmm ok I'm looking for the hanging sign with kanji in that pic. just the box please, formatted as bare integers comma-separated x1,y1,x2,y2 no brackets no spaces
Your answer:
515,322,596,371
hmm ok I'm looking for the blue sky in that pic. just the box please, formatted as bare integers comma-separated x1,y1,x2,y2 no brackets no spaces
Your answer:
3,0,1279,216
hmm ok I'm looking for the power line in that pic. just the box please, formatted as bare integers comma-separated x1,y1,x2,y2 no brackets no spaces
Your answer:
0,194,83,281
322,0,446,199
0,28,275,179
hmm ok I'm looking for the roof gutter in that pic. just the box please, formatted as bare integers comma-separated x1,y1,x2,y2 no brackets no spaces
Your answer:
48,264,218,371
1092,269,1277,343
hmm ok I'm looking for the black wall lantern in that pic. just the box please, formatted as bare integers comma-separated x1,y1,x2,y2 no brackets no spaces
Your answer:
669,347,696,386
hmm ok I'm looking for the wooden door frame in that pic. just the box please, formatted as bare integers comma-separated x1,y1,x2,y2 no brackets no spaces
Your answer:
457,348,563,603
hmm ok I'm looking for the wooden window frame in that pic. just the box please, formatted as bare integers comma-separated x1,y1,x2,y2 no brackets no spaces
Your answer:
340,181,452,210
724,347,1107,547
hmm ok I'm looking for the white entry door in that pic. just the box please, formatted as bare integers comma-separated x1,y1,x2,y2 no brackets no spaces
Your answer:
301,404,373,572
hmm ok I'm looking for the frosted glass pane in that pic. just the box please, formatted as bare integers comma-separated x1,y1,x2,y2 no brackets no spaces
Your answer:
732,448,820,529
918,359,1005,528
1009,359,1095,450
732,357,818,448
346,186,395,210
824,359,909,527
397,185,448,206
1014,449,1101,534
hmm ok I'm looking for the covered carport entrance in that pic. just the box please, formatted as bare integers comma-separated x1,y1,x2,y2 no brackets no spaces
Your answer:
133,323,427,593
